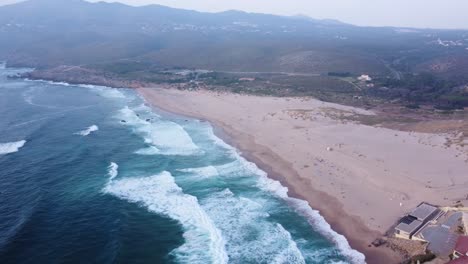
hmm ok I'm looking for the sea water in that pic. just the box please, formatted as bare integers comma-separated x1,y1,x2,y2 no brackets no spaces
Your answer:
0,66,365,264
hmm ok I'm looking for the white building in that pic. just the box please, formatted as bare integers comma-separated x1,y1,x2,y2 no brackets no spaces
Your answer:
358,74,372,82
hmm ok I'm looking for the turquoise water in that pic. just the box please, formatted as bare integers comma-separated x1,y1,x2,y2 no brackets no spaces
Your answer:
0,65,365,264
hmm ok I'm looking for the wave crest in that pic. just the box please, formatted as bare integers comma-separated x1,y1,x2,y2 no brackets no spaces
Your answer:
103,171,228,264
0,140,27,155
75,125,99,136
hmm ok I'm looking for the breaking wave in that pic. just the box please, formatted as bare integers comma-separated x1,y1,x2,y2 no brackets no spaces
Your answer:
75,125,99,136
103,171,228,264
0,140,26,155
203,189,307,264
203,126,366,264
178,166,219,178
118,106,201,156
78,84,127,99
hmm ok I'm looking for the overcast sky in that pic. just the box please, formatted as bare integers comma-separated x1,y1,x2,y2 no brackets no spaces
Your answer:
1,0,467,29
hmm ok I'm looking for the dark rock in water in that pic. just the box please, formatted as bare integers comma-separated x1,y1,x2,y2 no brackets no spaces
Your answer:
121,120,126,123
146,119,151,122
136,114,140,117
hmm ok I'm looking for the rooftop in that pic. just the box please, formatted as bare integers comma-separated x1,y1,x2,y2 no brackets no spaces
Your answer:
455,236,468,255
395,216,423,234
410,203,438,221
447,256,468,264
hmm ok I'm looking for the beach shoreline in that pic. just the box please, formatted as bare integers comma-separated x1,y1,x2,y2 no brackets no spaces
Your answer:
136,87,450,263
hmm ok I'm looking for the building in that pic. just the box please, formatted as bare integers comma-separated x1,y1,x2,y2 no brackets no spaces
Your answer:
357,74,372,82
394,203,439,240
448,256,468,264
454,236,468,259
395,216,424,240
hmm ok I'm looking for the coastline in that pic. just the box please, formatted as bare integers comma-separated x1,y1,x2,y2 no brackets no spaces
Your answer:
136,87,406,263
137,86,468,264
13,68,467,263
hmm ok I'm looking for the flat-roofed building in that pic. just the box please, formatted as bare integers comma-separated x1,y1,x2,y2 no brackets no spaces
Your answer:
409,203,439,222
395,216,424,239
394,203,439,240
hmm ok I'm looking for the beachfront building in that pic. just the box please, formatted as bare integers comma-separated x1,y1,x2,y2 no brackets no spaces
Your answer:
453,236,468,259
394,203,439,240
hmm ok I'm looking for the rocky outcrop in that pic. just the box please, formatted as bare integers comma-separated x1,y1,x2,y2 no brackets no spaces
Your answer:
20,66,149,88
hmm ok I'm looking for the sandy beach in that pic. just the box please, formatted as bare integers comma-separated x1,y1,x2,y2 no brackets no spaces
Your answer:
138,87,468,263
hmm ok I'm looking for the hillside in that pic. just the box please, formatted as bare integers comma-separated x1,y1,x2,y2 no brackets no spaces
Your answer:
1,0,468,109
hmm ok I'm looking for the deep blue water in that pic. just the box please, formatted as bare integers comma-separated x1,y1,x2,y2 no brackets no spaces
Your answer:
0,65,365,264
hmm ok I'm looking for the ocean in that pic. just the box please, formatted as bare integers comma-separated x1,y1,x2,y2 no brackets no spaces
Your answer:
0,64,365,264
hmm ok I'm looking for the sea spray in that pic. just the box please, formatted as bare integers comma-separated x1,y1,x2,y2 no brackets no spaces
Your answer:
0,140,27,155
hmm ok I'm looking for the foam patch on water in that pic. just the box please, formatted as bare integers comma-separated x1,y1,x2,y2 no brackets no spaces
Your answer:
134,146,161,155
118,106,201,156
203,126,366,264
103,171,228,264
22,87,63,109
178,166,219,178
0,140,26,155
256,174,366,264
131,103,161,118
203,189,306,264
75,125,99,136
79,84,126,99
287,198,365,264
108,162,118,181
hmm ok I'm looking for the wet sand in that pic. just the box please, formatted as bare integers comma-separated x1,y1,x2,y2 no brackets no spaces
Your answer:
138,87,468,263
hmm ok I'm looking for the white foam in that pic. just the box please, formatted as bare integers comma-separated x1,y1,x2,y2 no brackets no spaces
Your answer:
178,166,219,178
255,168,365,263
75,125,99,136
48,81,70,86
118,107,201,156
0,140,26,155
22,87,60,109
24,78,71,87
204,126,366,264
132,103,161,118
202,189,306,263
134,146,161,155
103,171,228,264
107,162,119,181
79,84,126,99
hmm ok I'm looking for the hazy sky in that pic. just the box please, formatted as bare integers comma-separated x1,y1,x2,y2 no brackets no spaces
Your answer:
1,0,468,29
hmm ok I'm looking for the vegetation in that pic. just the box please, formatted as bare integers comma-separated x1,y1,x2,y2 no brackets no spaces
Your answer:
2,0,468,111
370,73,468,110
